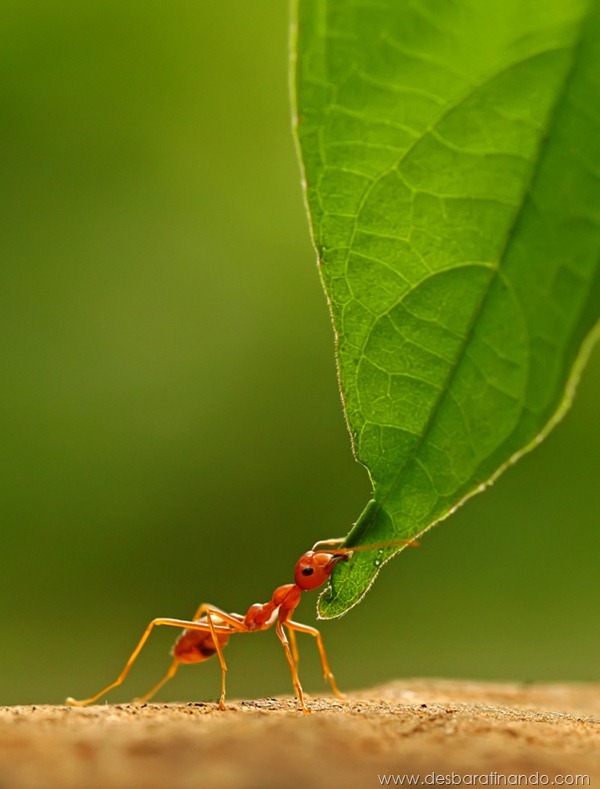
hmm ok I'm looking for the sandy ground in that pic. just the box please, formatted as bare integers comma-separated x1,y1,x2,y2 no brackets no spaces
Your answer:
0,680,598,789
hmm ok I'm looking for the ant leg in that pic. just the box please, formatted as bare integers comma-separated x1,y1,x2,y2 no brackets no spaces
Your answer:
66,617,234,707
285,620,345,699
204,610,229,710
275,620,308,714
134,658,180,704
190,607,247,710
288,626,300,665
190,602,244,625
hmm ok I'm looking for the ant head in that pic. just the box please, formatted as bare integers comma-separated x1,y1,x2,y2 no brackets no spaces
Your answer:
294,551,349,591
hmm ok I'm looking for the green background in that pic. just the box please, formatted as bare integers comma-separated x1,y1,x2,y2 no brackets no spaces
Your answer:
1,1,598,706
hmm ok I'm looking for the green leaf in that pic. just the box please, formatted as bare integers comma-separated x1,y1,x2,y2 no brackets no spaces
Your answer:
293,0,600,617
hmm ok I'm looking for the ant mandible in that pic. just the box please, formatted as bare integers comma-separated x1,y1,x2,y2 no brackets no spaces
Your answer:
66,537,416,713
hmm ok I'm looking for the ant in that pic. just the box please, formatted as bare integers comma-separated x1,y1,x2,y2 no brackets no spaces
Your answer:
66,537,416,712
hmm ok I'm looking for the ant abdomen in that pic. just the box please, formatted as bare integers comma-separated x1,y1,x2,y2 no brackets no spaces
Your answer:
173,620,230,664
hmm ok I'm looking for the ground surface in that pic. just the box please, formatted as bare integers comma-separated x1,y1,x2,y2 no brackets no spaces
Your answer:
0,680,598,789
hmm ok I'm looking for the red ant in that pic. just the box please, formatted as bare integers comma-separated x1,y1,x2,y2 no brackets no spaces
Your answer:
66,537,416,712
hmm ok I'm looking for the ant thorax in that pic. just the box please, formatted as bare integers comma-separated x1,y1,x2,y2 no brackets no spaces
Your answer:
244,583,303,630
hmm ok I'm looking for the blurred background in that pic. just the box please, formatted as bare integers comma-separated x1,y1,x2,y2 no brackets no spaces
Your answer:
1,1,598,706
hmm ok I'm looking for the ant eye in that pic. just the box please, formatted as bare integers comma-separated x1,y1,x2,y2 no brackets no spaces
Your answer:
301,567,314,576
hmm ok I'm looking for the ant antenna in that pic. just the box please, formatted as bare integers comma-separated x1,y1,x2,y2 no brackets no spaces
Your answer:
325,537,420,556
